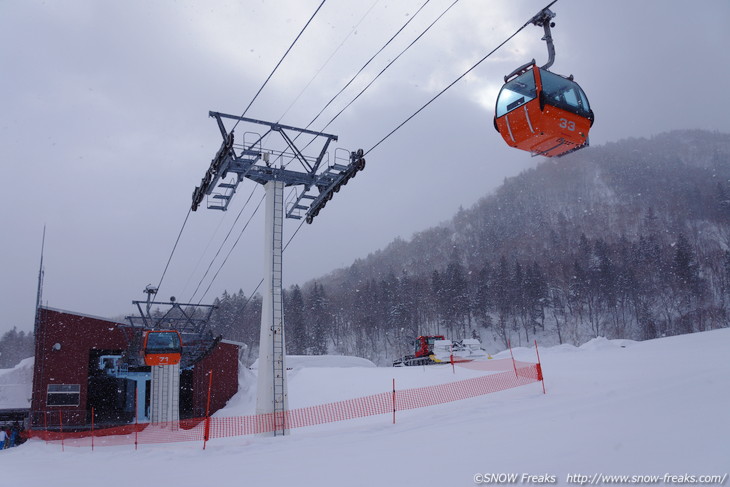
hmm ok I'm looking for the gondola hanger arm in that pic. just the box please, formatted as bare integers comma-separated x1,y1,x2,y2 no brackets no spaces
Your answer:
529,2,557,70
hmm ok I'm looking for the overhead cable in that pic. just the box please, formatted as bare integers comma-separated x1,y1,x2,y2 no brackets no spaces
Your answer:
180,209,230,299
196,192,267,305
183,1,327,299
321,0,461,139
188,185,262,303
274,0,431,170
283,0,449,169
199,1,561,305
365,1,558,156
233,0,327,132
155,208,192,297
277,0,382,123
228,215,306,315
303,0,432,131
280,1,561,266
156,0,324,298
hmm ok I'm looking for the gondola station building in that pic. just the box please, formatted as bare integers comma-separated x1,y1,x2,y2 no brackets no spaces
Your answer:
30,306,240,430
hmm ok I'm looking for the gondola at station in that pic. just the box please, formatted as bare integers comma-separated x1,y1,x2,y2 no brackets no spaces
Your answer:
142,330,183,366
25,291,243,431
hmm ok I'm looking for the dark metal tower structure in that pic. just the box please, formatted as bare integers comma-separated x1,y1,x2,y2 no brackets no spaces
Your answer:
125,294,219,370
192,112,365,223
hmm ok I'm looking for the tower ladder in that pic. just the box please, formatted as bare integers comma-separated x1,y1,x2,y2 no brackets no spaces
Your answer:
271,181,286,435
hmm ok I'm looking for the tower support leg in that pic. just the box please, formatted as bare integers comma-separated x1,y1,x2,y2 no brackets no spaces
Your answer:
150,363,180,427
256,179,289,436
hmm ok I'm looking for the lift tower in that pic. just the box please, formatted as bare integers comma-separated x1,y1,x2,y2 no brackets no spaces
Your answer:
192,112,365,436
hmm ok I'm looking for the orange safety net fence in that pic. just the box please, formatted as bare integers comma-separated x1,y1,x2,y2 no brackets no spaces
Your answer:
27,358,543,448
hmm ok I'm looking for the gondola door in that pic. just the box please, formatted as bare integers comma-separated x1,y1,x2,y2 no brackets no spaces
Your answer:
494,65,543,153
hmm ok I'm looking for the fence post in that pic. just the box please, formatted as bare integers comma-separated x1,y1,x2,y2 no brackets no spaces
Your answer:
534,340,546,394
91,407,95,451
60,410,64,452
203,370,213,450
392,379,396,425
134,387,138,451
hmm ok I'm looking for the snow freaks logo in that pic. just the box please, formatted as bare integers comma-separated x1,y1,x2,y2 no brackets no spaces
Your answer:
473,473,729,485
474,473,557,484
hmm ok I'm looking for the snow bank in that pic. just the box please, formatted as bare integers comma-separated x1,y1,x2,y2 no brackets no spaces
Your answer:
490,336,637,361
579,336,636,351
249,354,376,369
212,365,257,417
0,356,33,409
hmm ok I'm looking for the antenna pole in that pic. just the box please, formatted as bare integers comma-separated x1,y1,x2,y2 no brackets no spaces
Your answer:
33,226,46,335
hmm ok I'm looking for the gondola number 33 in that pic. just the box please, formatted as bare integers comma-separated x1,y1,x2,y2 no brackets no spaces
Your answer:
559,118,575,131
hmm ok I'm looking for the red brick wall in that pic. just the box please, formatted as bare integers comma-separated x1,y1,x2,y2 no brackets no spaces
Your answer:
31,307,129,427
193,342,240,416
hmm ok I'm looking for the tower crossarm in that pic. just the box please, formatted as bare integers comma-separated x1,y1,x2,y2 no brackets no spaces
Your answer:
193,111,362,223
209,111,338,142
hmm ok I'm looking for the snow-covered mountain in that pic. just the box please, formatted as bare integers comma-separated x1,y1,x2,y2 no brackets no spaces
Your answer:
209,130,730,365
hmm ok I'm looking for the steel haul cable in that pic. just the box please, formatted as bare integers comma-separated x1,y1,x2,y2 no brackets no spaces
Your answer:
180,1,559,305
195,0,432,296
232,0,327,132
196,193,266,305
274,0,433,170
277,0,382,124
192,0,328,291
279,1,561,263
365,0,559,156
156,208,191,296
281,0,459,169
317,0,460,136
188,186,263,304
303,0,432,131
157,1,328,299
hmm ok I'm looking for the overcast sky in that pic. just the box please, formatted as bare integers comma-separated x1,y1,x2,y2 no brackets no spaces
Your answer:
1,0,729,333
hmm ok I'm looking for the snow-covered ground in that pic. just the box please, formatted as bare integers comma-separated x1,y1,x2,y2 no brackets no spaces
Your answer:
0,356,33,409
3,329,729,486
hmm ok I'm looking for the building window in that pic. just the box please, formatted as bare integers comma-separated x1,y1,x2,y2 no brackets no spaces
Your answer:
47,384,80,406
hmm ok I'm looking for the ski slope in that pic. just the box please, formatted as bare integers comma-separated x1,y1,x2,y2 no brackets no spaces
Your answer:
3,329,729,486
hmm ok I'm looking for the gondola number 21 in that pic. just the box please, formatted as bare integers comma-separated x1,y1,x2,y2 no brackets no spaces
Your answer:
559,118,575,131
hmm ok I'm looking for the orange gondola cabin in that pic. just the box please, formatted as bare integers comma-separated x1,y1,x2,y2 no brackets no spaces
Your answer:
142,330,183,366
494,62,593,157
494,3,594,157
